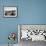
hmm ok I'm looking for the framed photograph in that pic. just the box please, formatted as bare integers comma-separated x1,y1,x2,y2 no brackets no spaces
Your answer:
18,24,46,42
4,6,17,17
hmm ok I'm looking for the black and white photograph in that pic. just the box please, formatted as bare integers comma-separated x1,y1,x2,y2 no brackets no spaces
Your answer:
18,25,46,46
4,7,17,17
18,25,46,41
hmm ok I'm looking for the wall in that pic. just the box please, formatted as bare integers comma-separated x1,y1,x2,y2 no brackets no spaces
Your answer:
0,0,18,44
0,0,46,44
